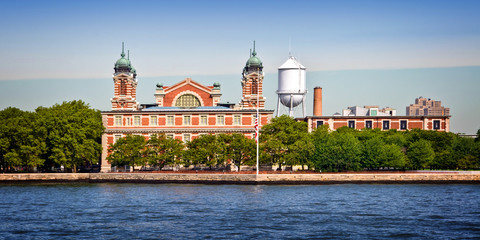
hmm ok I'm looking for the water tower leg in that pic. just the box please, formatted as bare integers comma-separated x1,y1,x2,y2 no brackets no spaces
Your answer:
289,94,294,117
276,96,281,117
302,94,307,118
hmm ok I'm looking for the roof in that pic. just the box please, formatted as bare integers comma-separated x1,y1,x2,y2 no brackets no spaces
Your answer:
102,108,275,114
278,56,306,69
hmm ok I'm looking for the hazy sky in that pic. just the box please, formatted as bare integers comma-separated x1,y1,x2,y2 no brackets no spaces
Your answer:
0,0,479,134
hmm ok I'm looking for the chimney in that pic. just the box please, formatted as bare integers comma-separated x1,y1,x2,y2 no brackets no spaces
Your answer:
313,86,322,116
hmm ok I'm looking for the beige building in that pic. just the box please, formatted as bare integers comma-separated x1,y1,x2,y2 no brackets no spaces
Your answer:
406,97,450,116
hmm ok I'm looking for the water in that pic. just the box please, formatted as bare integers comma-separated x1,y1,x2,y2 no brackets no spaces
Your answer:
0,183,479,239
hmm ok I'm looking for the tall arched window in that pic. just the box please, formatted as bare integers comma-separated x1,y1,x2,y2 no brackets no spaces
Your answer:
251,80,258,94
175,94,201,108
119,79,127,95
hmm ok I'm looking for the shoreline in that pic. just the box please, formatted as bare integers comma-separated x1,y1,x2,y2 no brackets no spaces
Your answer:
0,172,479,184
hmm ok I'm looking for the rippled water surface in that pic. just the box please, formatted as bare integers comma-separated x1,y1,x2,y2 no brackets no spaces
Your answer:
0,183,479,239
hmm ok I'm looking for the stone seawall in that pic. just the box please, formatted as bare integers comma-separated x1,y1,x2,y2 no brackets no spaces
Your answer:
0,172,479,184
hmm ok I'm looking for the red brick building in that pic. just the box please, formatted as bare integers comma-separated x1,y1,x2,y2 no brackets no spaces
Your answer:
300,86,451,133
100,43,273,172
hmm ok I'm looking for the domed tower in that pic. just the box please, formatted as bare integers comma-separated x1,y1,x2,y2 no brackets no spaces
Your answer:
240,41,265,109
111,42,138,110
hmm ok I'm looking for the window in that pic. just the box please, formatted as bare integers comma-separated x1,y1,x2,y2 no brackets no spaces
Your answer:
348,120,355,129
316,120,324,127
175,94,201,108
234,115,241,126
251,79,258,94
119,79,127,95
370,110,377,116
167,116,174,126
200,115,208,125
183,134,191,143
125,117,131,126
383,120,390,130
134,116,141,126
166,134,174,139
365,120,372,129
433,120,440,130
217,115,225,125
114,116,122,126
400,120,407,130
114,134,122,143
150,116,157,126
183,115,191,125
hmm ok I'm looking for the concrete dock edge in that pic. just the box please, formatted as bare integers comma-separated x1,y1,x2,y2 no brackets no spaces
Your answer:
0,172,479,184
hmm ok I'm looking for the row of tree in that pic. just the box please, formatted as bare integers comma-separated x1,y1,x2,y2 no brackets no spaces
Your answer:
107,115,480,172
1,101,479,172
261,116,480,172
0,101,104,172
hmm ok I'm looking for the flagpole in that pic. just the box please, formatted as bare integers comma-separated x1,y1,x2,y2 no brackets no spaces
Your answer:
256,68,260,176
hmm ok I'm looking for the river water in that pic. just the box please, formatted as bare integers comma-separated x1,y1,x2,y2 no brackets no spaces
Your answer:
0,183,479,239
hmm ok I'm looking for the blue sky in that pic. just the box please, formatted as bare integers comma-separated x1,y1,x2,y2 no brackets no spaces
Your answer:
0,0,479,134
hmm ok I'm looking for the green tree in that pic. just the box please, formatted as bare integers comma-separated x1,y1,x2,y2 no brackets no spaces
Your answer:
260,115,308,170
224,133,256,171
406,139,435,170
184,134,223,169
313,132,362,172
361,137,385,170
107,134,146,171
379,144,406,170
36,100,104,172
144,134,184,170
452,136,479,170
0,107,45,172
284,134,315,170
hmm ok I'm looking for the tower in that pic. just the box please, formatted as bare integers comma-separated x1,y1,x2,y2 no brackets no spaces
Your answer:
111,43,138,110
240,41,265,109
276,56,307,117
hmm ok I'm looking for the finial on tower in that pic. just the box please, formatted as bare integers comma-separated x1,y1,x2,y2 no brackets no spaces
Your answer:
121,42,125,58
252,40,257,56
128,50,130,60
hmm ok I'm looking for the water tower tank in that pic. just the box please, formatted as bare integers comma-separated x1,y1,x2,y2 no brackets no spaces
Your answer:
277,56,306,107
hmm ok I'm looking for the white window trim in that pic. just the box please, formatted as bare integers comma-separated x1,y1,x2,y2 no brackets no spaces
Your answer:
150,115,158,126
233,115,241,126
382,120,391,130
365,120,373,129
114,134,122,143
166,115,174,126
400,119,408,130
183,115,191,126
114,116,122,127
216,115,225,126
183,133,191,143
133,115,141,126
348,120,356,129
200,115,208,126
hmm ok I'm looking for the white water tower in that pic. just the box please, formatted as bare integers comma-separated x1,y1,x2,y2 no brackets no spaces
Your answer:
276,56,307,117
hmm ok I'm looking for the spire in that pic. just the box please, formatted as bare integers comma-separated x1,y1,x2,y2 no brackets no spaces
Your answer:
121,42,125,58
128,50,130,60
252,40,257,56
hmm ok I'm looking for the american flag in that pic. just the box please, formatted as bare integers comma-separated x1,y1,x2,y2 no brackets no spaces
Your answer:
254,114,258,143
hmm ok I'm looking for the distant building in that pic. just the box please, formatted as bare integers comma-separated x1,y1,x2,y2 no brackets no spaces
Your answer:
299,88,450,133
406,97,450,116
341,105,396,117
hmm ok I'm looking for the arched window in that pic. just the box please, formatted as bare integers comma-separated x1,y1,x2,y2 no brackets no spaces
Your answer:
175,94,201,108
119,79,127,95
251,80,258,94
